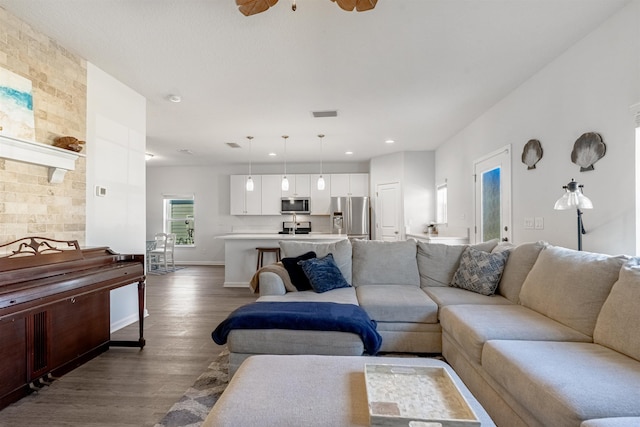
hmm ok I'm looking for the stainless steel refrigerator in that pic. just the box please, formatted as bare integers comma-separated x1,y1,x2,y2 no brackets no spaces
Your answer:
330,196,370,239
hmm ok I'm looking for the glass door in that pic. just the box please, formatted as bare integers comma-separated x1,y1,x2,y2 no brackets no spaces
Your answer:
474,145,512,243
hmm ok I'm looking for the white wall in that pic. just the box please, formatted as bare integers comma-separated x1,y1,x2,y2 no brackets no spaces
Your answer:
86,63,147,331
436,1,640,255
146,161,368,264
370,151,435,237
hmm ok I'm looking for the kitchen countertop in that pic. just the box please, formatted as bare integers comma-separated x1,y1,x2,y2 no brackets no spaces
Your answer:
406,233,469,243
217,233,349,240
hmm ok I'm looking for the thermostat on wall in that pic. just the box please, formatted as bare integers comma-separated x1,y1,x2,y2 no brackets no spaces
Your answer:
95,186,107,197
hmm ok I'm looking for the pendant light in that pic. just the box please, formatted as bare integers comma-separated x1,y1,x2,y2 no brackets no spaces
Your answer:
245,136,254,192
317,134,326,190
281,135,290,191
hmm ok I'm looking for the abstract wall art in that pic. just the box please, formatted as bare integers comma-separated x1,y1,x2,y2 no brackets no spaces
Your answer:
0,67,36,140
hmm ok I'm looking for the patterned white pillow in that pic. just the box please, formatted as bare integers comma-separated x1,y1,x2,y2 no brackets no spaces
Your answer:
451,246,511,296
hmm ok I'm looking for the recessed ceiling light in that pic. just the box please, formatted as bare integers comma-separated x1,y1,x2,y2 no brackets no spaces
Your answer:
268,152,277,157
345,151,353,155
385,139,395,144
167,94,182,103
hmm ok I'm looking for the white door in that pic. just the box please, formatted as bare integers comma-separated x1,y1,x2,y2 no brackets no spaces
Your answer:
473,145,512,243
376,182,402,241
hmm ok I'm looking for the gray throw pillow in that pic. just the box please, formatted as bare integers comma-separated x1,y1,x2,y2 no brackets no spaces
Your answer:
451,246,510,296
416,239,499,288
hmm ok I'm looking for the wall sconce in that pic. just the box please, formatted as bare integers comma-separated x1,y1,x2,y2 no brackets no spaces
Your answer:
554,179,593,251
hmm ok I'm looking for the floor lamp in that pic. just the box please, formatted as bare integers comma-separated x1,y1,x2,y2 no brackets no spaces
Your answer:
553,179,593,251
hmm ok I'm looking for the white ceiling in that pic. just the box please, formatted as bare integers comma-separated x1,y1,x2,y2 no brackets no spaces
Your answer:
0,0,630,167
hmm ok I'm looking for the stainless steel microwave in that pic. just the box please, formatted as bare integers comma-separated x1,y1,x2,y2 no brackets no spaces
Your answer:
281,197,310,214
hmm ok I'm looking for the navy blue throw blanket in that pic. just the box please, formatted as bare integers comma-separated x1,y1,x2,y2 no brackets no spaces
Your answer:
212,302,382,355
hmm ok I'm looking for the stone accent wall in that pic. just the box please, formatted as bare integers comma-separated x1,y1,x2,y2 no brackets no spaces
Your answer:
0,7,87,245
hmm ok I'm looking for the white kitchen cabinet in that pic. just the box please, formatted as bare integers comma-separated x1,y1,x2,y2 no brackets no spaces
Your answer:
310,174,331,215
349,173,369,197
230,175,262,215
261,174,282,215
281,174,310,197
330,173,369,197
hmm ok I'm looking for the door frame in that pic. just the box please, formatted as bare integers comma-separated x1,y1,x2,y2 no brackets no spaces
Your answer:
473,145,512,244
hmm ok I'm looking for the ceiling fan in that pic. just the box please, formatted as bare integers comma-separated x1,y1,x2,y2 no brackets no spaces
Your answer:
236,0,377,16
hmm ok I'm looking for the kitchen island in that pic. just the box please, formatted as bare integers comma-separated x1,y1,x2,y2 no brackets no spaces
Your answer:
217,233,348,287
406,233,469,245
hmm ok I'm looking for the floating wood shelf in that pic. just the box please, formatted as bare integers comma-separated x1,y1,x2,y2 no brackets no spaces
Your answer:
0,133,84,184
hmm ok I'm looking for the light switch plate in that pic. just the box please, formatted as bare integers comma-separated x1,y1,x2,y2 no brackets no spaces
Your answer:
534,217,544,230
95,186,107,197
524,217,534,229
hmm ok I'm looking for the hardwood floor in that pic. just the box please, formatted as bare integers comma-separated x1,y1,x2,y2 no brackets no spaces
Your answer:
0,266,257,427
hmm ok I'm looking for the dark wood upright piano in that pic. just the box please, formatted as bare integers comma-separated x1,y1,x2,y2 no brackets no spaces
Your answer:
0,237,145,410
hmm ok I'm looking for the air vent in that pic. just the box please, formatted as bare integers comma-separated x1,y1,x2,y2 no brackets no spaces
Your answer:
312,110,338,118
226,142,241,148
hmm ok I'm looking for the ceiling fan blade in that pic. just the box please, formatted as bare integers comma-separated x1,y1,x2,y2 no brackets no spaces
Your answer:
236,0,279,16
355,0,377,12
332,0,377,12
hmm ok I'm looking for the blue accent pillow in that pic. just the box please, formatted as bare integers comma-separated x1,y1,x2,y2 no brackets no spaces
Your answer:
281,251,316,291
298,253,351,293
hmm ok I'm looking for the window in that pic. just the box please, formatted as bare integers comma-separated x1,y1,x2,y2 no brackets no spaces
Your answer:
436,183,448,224
163,195,195,246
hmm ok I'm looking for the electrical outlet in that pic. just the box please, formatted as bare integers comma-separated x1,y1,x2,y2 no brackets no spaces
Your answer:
524,217,534,229
534,217,544,230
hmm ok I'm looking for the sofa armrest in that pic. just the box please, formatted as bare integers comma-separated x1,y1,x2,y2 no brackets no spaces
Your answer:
259,272,287,296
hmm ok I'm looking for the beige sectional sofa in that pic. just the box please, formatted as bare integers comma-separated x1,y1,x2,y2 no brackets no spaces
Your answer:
222,238,640,427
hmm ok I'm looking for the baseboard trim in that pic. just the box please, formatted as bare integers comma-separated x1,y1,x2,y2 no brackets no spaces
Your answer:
224,282,250,288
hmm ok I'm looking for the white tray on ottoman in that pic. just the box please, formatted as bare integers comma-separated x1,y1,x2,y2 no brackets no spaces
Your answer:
365,364,480,427
202,355,494,427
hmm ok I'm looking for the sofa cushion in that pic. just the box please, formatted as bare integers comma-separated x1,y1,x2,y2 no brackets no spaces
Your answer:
483,340,640,426
417,239,499,288
497,241,546,303
258,286,358,305
424,286,512,309
519,245,628,337
451,247,510,296
281,251,316,291
298,253,351,293
594,259,640,362
280,239,352,284
440,304,591,364
352,240,419,287
355,285,438,323
581,418,640,427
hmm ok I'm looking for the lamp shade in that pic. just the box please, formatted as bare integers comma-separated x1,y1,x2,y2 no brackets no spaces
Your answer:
317,175,325,190
554,179,593,210
246,176,254,192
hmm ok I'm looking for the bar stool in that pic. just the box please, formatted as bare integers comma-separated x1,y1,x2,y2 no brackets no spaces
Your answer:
256,247,281,271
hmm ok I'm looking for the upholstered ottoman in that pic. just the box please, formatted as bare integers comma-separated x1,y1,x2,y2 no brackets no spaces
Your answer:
203,354,495,427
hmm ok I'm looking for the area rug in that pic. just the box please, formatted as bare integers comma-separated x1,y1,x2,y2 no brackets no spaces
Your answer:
154,348,229,427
